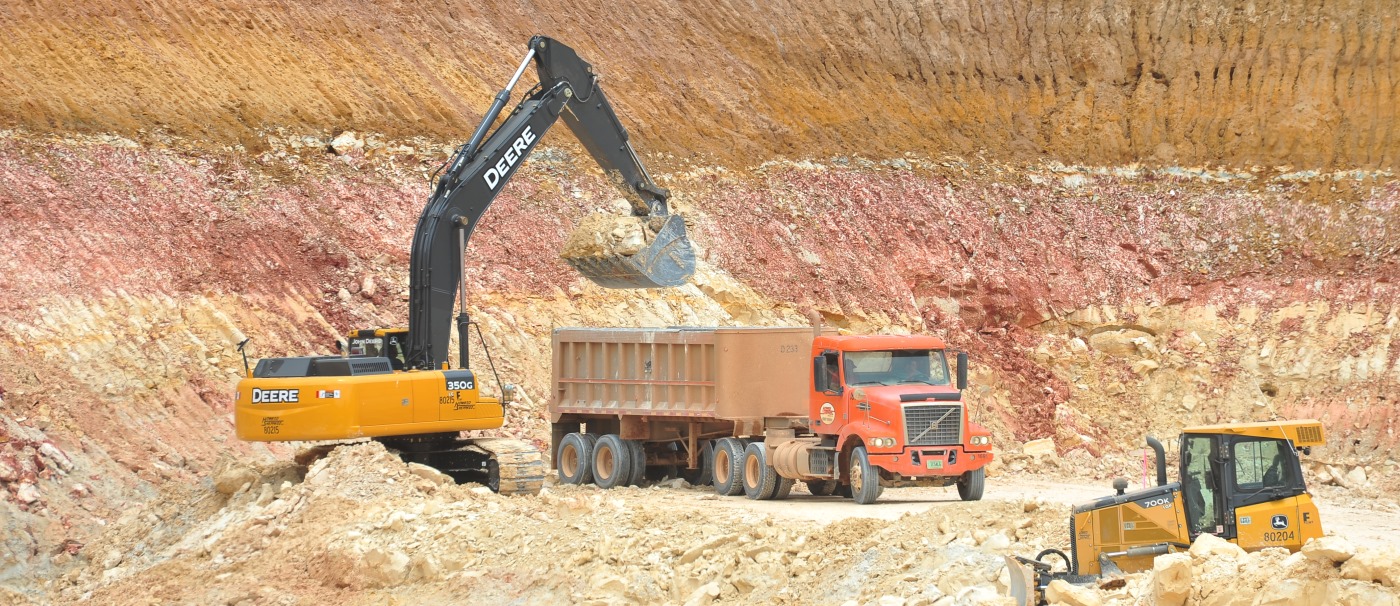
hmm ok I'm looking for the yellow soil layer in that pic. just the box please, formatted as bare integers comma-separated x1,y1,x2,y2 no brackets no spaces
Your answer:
0,1,1396,167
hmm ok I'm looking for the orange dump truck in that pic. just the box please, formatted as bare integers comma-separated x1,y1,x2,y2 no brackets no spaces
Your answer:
549,327,993,504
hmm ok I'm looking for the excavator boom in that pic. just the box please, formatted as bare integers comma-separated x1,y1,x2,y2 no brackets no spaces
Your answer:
407,36,695,370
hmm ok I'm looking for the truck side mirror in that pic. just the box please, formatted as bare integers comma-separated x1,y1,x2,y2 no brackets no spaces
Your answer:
956,352,968,390
813,356,827,392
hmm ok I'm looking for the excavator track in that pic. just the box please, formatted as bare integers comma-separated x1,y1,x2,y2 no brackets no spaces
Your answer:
376,433,545,497
468,438,546,496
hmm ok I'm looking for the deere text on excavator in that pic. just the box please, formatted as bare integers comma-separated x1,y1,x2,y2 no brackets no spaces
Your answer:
1008,420,1327,606
233,36,695,495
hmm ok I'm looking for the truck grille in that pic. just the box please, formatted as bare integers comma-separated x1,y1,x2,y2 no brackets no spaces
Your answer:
903,404,962,446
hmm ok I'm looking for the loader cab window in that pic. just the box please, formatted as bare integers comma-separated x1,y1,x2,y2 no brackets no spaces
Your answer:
1228,436,1304,509
1181,434,1223,536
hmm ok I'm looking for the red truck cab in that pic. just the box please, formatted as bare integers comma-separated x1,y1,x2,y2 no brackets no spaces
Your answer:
809,335,993,502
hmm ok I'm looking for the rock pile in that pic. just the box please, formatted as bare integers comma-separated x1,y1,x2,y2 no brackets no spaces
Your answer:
561,210,658,259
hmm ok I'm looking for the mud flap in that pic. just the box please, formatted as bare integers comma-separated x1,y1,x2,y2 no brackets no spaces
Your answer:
565,214,695,288
1004,556,1036,606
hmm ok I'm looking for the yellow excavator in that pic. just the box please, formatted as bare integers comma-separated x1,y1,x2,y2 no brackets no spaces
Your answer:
1008,420,1326,605
232,36,695,495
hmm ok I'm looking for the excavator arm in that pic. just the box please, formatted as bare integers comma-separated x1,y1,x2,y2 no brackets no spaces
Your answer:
405,36,694,370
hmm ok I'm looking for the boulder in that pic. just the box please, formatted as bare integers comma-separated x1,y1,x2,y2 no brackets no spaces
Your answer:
1189,533,1246,560
560,212,656,259
1302,536,1356,564
1328,579,1400,606
1251,579,1322,606
1338,467,1369,489
1045,579,1101,606
1341,547,1400,587
1022,438,1057,458
682,581,720,606
329,131,364,155
1151,553,1192,606
406,463,453,486
1088,329,1153,357
213,464,258,495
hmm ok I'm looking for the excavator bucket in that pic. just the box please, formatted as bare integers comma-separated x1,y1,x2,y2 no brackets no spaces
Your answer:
564,214,696,289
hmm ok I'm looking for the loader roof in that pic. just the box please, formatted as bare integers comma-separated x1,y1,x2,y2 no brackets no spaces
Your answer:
1183,419,1325,447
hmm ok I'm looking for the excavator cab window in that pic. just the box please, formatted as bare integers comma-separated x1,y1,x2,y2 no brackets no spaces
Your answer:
348,337,384,357
385,336,407,371
1181,434,1224,536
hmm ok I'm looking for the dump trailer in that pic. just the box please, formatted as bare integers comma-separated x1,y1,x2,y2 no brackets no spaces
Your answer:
549,327,994,504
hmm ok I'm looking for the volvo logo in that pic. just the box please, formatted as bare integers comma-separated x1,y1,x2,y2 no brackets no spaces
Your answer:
1271,515,1289,529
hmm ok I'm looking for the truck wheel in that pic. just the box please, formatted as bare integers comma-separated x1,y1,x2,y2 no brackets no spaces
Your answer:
625,439,647,487
556,433,595,485
805,480,838,496
591,434,633,489
681,440,714,486
773,476,795,500
957,467,985,501
742,442,782,500
849,446,884,505
712,438,746,496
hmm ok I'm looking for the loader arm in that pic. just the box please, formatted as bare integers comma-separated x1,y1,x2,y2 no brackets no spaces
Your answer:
405,36,693,371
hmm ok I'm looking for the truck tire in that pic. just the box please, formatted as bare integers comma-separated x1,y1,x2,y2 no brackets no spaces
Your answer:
805,479,838,496
849,446,884,505
625,439,647,487
957,467,985,501
556,433,596,485
681,440,714,486
591,434,633,489
773,476,795,500
742,442,782,500
712,438,746,496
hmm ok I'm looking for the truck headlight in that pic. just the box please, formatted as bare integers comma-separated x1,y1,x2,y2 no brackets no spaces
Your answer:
970,436,990,446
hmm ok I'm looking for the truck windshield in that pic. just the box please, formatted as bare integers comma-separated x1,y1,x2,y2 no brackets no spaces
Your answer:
844,350,950,386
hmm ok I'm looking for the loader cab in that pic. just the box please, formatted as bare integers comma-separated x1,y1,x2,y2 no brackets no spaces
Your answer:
1178,423,1316,544
346,328,410,371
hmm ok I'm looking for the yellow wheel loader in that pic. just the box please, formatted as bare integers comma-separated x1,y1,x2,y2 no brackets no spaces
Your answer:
1008,420,1326,605
232,37,695,495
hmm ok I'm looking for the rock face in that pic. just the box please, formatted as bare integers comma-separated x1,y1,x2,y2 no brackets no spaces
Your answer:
1,2,1395,167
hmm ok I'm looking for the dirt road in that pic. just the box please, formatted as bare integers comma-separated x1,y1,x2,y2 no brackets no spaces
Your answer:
667,476,1400,552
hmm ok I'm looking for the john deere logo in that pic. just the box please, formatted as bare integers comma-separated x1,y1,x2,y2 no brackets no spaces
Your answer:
1271,515,1288,529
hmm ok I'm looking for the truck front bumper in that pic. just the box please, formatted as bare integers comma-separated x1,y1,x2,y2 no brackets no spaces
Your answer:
869,446,992,478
